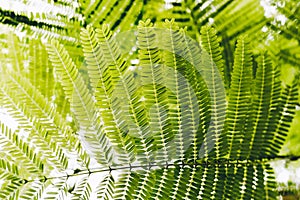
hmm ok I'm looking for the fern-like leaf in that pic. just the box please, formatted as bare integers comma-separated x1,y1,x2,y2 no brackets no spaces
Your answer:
267,75,299,156
176,27,211,161
0,159,20,180
71,176,92,200
225,36,253,159
0,122,44,176
200,26,225,84
42,178,68,200
200,26,227,160
19,181,47,200
96,173,115,200
248,52,274,158
81,25,136,164
161,19,200,162
45,39,114,165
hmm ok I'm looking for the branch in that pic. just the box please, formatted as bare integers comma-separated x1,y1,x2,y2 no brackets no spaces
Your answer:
22,154,300,184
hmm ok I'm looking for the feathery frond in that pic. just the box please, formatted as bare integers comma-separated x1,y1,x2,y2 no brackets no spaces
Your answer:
225,36,253,159
71,176,92,200
45,39,114,165
96,173,115,200
0,1,298,197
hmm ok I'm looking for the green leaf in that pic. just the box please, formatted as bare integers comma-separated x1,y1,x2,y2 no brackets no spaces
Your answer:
225,36,253,159
71,176,92,200
200,26,227,160
81,25,136,164
96,173,115,200
0,122,44,176
267,74,299,156
46,39,114,165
